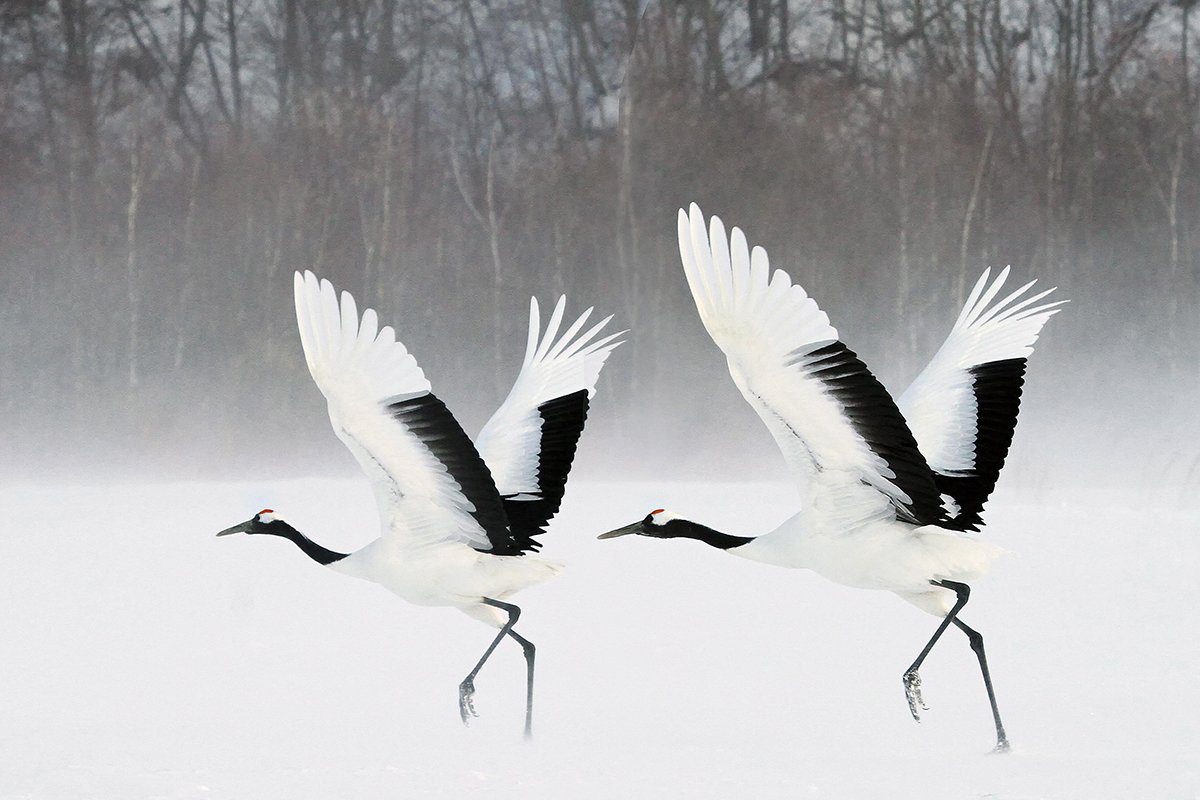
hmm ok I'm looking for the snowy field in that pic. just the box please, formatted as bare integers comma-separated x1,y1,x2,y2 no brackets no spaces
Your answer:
2,479,1197,799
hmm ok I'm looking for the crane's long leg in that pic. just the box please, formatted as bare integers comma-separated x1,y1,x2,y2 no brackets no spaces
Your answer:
459,599,525,731
507,629,536,739
953,617,1010,752
902,579,971,721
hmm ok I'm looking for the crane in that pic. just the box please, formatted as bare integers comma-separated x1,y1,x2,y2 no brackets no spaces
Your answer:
599,205,1063,751
219,271,622,738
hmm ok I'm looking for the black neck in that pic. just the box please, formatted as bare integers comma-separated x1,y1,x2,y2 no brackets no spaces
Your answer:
659,519,755,550
269,522,349,565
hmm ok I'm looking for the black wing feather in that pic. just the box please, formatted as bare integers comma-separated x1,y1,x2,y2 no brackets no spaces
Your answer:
384,393,517,552
934,358,1027,532
794,342,948,527
494,389,590,556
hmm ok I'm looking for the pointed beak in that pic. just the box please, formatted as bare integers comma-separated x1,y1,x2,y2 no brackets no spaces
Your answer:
597,522,644,540
216,520,254,537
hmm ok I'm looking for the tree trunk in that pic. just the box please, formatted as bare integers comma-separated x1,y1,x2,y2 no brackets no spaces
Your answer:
126,134,144,390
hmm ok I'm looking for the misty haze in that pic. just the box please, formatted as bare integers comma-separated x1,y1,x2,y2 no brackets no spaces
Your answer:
1,1,1197,797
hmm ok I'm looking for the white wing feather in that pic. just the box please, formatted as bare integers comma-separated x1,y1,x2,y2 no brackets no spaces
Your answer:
898,266,1065,474
475,295,623,495
678,204,918,525
293,271,493,551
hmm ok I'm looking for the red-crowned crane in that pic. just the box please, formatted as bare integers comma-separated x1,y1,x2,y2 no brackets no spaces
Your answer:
219,271,622,738
600,204,1064,752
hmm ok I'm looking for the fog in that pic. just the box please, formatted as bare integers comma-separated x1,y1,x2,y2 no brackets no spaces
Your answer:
0,1,1198,796
0,0,1196,491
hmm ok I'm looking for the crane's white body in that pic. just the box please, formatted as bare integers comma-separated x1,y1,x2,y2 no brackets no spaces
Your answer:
292,271,620,627
731,515,1001,615
676,205,1062,616
329,537,562,624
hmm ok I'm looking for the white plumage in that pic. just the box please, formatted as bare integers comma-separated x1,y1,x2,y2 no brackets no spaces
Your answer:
899,266,1063,477
220,271,622,737
602,204,1064,751
476,296,622,497
294,272,487,551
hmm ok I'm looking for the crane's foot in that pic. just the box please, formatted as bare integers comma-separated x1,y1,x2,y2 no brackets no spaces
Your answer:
991,737,1012,754
903,671,928,721
458,679,479,725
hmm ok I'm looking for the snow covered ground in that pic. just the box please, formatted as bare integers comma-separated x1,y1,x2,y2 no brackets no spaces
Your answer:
1,479,1197,799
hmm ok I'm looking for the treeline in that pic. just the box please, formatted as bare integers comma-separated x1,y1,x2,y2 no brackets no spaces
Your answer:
0,0,1196,477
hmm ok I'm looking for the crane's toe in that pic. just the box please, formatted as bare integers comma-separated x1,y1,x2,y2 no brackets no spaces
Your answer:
459,678,479,725
902,671,928,720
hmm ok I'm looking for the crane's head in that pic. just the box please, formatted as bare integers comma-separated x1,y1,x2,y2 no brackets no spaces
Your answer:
598,509,753,550
597,509,678,540
216,509,287,538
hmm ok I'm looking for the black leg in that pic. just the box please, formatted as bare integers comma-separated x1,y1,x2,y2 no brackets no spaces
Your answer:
902,580,971,721
459,598,521,728
953,617,1010,752
507,629,536,739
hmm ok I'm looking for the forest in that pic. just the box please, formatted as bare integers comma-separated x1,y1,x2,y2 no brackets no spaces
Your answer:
0,0,1195,480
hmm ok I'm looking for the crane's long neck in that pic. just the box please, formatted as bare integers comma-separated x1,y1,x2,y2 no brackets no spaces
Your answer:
658,518,755,550
269,522,349,565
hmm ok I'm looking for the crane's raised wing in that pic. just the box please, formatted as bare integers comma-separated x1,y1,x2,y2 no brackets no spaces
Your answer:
678,204,947,528
293,271,509,552
898,267,1064,530
475,296,623,555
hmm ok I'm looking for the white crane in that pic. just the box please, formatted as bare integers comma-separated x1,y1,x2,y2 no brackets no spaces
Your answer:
600,204,1064,751
219,271,622,738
